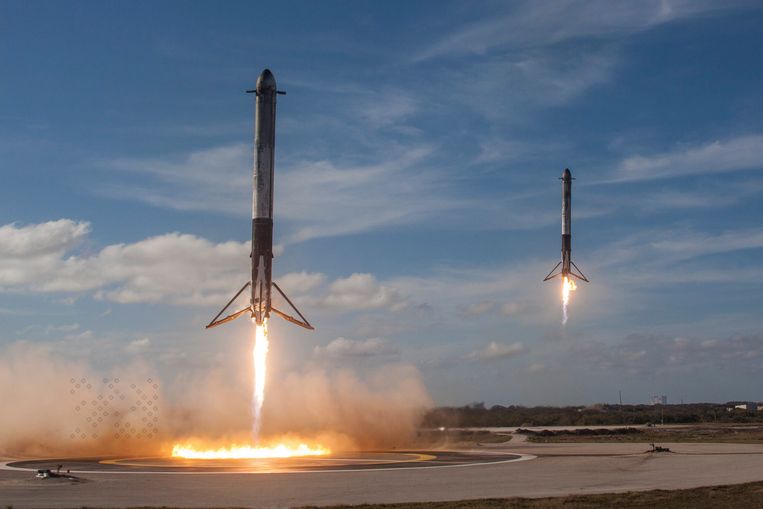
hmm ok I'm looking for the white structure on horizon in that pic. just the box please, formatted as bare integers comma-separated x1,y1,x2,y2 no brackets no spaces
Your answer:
651,394,667,405
732,403,759,412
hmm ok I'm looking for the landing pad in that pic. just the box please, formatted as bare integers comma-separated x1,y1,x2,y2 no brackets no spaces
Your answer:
5,450,529,474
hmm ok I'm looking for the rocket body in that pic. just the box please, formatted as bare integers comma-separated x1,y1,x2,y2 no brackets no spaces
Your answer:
204,69,312,331
543,168,588,283
561,168,572,276
251,69,278,326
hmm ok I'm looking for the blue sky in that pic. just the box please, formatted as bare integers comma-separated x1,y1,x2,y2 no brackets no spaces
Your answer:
1,0,762,406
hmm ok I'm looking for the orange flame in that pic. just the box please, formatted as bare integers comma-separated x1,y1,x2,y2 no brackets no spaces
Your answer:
171,441,330,459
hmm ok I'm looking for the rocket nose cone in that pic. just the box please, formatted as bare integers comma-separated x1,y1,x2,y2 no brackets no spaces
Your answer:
256,69,276,93
563,168,572,178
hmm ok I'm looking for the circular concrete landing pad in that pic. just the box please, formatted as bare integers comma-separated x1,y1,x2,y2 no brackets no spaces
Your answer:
5,450,532,474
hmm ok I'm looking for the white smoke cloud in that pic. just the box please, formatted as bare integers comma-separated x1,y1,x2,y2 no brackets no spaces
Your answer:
263,364,432,449
0,341,432,455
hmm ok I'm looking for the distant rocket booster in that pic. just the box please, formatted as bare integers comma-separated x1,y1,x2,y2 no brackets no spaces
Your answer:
206,69,313,330
544,168,589,283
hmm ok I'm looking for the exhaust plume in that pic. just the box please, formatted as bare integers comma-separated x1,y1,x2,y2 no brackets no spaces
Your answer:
0,341,432,456
252,321,269,442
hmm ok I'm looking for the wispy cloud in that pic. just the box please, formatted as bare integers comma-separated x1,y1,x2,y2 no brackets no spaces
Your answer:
125,337,151,354
410,0,746,125
414,1,733,62
314,337,399,359
16,323,80,337
467,341,527,361
611,134,763,182
276,146,465,244
595,227,763,272
99,142,472,244
459,49,617,117
572,332,763,375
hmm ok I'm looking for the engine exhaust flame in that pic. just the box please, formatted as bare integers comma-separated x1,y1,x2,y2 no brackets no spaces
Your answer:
170,319,330,459
252,320,269,442
171,442,329,459
562,275,577,325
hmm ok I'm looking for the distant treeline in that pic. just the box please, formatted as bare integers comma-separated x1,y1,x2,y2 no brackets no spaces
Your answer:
422,402,763,427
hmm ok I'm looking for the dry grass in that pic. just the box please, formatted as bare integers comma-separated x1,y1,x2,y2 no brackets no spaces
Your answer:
296,481,763,508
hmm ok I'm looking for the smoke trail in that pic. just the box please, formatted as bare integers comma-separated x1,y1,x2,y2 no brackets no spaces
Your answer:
252,321,269,443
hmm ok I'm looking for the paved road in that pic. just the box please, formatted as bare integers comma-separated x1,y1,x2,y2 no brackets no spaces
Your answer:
2,440,763,508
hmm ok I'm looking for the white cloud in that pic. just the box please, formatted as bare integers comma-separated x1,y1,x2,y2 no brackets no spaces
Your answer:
356,90,417,128
468,341,527,361
276,146,464,243
613,135,763,182
474,50,616,111
410,1,744,123
595,227,763,276
501,302,531,316
527,363,545,373
314,337,399,359
476,139,528,164
572,333,763,375
414,1,730,62
0,220,417,318
275,272,327,296
100,143,468,244
319,273,408,312
104,144,249,215
637,183,763,211
0,220,245,306
64,330,93,341
125,337,151,354
0,219,90,259
17,323,80,336
463,301,496,317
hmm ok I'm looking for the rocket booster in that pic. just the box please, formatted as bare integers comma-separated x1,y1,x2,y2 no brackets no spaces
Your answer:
544,168,589,283
206,69,313,330
251,69,278,326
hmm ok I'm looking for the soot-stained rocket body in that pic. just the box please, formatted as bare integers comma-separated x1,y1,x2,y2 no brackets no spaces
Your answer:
207,69,313,330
